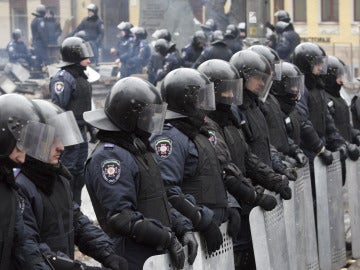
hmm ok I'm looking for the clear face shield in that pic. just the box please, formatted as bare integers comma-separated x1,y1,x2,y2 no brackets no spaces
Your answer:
283,75,305,101
48,111,84,147
8,118,55,163
332,64,352,84
311,56,328,75
185,82,216,111
245,70,273,102
80,41,94,59
137,103,168,135
215,78,243,105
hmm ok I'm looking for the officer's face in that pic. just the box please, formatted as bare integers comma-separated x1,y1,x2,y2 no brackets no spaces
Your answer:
88,10,94,17
312,63,324,75
80,58,90,67
246,75,265,94
336,75,344,85
9,146,26,164
48,137,64,165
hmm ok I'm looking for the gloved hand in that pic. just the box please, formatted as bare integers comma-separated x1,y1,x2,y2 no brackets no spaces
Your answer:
295,152,308,167
201,220,223,255
227,208,241,239
254,192,277,211
102,254,128,270
281,167,297,181
278,185,292,200
181,232,198,265
318,148,333,165
354,135,360,146
347,143,360,161
168,234,185,269
337,144,348,161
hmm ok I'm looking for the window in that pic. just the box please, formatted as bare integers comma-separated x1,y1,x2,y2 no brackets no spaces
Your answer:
321,0,339,22
355,0,360,21
293,0,306,22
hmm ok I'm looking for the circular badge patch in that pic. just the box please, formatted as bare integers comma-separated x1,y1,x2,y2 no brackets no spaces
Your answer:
54,81,64,94
101,159,121,184
155,138,173,159
208,130,217,147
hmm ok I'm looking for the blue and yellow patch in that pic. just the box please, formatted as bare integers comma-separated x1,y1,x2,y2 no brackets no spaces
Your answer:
155,138,173,159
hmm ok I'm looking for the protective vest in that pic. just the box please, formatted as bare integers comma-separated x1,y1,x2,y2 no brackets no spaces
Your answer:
326,94,351,141
287,111,302,146
66,76,92,123
0,182,16,270
38,177,75,258
262,95,290,154
182,134,228,208
308,87,326,138
223,125,247,174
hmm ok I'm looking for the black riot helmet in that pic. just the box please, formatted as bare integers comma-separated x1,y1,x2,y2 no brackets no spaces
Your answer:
32,100,83,147
225,24,239,39
274,10,291,23
271,62,304,114
201,19,217,31
248,44,280,73
197,59,243,105
117,21,133,36
87,3,98,15
84,77,167,135
60,37,94,66
130,26,148,40
34,4,46,17
152,29,172,42
230,50,273,101
0,94,55,161
291,42,328,75
160,68,216,119
320,56,350,91
12,29,22,40
154,38,169,56
192,30,207,48
275,21,291,34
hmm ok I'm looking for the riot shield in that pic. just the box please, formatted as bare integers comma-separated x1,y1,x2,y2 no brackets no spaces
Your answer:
250,195,290,270
143,222,234,270
314,151,346,270
345,158,360,258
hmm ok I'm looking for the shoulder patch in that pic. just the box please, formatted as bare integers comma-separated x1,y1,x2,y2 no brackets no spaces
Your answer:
54,81,64,94
208,130,217,147
101,159,121,184
155,138,173,159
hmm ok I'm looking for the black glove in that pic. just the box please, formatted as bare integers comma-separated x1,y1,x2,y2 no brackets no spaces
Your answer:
347,143,360,161
102,254,128,270
354,135,360,146
254,191,277,211
337,144,348,161
168,234,185,269
265,21,275,31
318,148,333,165
278,185,292,200
281,167,297,181
201,220,223,255
227,208,241,239
181,232,198,265
295,152,308,167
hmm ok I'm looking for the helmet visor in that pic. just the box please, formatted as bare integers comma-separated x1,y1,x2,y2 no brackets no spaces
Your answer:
283,75,305,100
185,82,216,111
137,103,167,135
312,56,328,75
215,79,243,105
48,111,84,147
81,41,94,59
8,119,55,163
245,70,273,102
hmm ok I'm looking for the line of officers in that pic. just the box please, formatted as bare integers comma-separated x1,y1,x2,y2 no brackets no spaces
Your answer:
1,33,360,270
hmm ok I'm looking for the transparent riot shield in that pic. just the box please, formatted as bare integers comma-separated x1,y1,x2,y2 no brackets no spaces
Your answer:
314,151,346,270
143,222,234,270
250,195,290,270
345,158,360,258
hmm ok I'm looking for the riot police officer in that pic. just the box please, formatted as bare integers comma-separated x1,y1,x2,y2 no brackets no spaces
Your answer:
84,77,195,270
50,37,93,205
224,24,243,54
198,59,291,270
6,29,31,66
70,4,104,65
152,28,172,42
181,30,207,68
16,100,128,270
31,4,49,71
275,20,301,61
192,30,233,69
147,38,168,85
110,21,133,65
0,94,55,269
156,41,183,83
151,68,231,256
